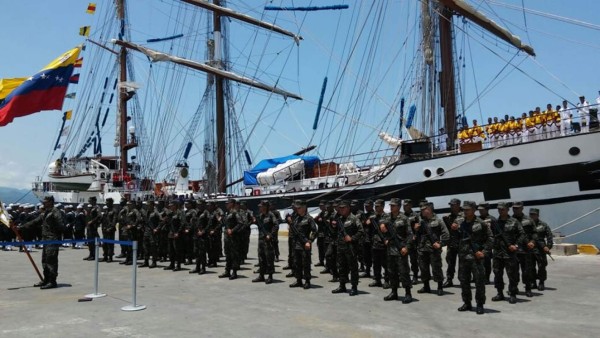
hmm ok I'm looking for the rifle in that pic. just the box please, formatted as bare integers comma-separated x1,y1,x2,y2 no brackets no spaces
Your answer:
288,214,310,249
459,221,482,260
377,217,405,252
418,217,441,252
532,232,555,261
334,215,355,256
257,213,275,249
491,218,515,255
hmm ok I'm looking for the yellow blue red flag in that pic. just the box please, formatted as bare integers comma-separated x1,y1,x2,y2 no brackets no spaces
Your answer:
0,46,81,127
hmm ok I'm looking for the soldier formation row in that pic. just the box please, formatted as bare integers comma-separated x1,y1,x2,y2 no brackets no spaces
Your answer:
4,196,553,315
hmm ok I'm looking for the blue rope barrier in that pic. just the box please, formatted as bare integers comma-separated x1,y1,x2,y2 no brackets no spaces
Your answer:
0,238,134,247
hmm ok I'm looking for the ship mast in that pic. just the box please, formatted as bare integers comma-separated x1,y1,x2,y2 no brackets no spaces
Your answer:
213,0,226,193
116,0,137,176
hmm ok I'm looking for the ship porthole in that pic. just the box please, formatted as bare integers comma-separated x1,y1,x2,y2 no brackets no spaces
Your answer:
436,168,445,176
509,157,520,166
569,147,580,156
493,159,504,168
424,169,432,178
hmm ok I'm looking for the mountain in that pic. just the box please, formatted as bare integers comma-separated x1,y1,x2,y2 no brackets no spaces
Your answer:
0,187,39,205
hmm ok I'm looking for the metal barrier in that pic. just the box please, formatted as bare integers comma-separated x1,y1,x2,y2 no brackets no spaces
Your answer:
0,237,146,311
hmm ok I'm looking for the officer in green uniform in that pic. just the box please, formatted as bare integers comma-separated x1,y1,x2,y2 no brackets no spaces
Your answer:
491,202,525,304
477,202,496,283
331,200,364,296
457,201,493,315
141,201,160,268
380,198,413,303
314,200,328,267
122,200,141,265
165,200,185,271
219,198,243,279
322,200,338,281
288,200,317,289
190,200,210,274
360,200,374,278
443,198,464,287
403,199,420,284
253,200,279,284
367,199,388,288
512,201,535,297
529,208,553,291
415,202,449,295
16,196,64,289
83,196,101,261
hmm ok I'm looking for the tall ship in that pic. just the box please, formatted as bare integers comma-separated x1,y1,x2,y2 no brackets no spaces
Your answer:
25,1,599,245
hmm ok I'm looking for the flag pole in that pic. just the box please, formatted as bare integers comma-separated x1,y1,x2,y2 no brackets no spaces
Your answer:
10,223,44,282
1,201,44,282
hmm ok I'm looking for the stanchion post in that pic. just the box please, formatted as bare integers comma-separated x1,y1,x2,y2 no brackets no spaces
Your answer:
85,237,106,299
121,240,146,311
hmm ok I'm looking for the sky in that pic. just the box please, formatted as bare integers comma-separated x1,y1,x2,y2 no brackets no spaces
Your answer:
1,0,599,191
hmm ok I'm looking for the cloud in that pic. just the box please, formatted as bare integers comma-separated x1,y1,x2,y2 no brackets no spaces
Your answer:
0,161,41,189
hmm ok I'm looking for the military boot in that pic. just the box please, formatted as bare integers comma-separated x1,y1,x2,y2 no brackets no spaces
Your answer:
218,270,231,278
303,280,311,289
289,279,303,288
349,285,358,296
384,288,398,301
412,275,419,285
328,276,339,283
402,288,413,304
457,303,472,312
538,281,545,291
319,268,330,274
417,281,431,294
229,270,238,280
285,271,295,278
34,273,47,287
199,266,206,275
492,291,505,301
382,281,391,289
476,303,485,315
509,294,517,304
164,264,174,270
140,259,149,268
525,287,533,298
331,283,347,294
369,279,383,287
173,263,182,271
265,274,273,284
149,260,157,269
190,265,200,274
252,275,265,283
40,281,57,290
442,278,454,288
437,281,444,296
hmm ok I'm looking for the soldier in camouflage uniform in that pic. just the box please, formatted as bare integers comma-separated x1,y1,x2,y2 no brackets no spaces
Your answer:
115,199,128,258
443,198,464,287
190,200,210,274
529,208,553,291
380,198,413,303
350,200,365,273
512,201,535,297
84,196,101,261
360,200,374,278
219,198,244,279
331,200,364,296
135,200,147,260
457,201,493,315
100,198,117,262
239,201,253,264
122,200,142,265
269,203,283,262
183,200,197,265
491,202,525,304
253,200,279,284
477,202,496,283
141,201,161,268
415,202,449,295
368,199,388,288
289,200,318,289
16,196,64,289
283,204,298,277
157,199,170,262
314,200,328,267
207,201,223,267
165,200,185,271
403,199,420,284
323,200,340,282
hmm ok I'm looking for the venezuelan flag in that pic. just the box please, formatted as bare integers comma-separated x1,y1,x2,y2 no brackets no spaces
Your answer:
0,46,81,127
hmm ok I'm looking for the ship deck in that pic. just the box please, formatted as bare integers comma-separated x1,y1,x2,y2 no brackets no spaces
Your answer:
1,237,598,337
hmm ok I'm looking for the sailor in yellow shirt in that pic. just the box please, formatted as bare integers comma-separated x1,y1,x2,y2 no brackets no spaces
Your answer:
458,125,471,144
498,119,509,145
524,111,537,142
470,119,485,144
533,107,545,140
485,117,495,148
543,103,558,138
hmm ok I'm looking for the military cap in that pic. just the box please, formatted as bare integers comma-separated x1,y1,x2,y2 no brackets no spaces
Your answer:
106,197,114,204
338,200,349,207
512,201,524,208
294,199,306,208
227,198,237,204
88,196,97,202
403,198,413,205
389,198,401,206
462,201,477,210
449,198,461,205
477,202,490,210
496,202,509,209
258,200,270,207
420,202,432,210
529,208,540,215
319,200,327,206
350,199,359,206
364,199,373,206
87,204,93,208
65,204,73,209
332,199,340,207
43,196,55,203
374,199,385,207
